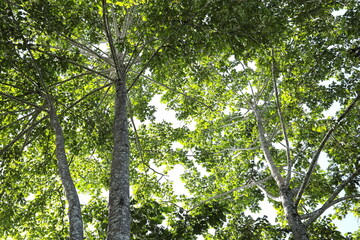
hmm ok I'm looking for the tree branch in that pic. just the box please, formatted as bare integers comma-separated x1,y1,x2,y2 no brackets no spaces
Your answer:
0,116,47,154
303,193,360,226
255,181,282,202
126,35,172,93
0,92,47,112
60,82,113,116
301,165,360,225
48,72,95,88
128,99,168,177
0,110,35,131
134,73,212,110
271,49,292,186
63,37,112,65
188,175,272,212
253,106,285,187
102,0,124,81
31,47,114,81
295,94,360,205
0,108,35,117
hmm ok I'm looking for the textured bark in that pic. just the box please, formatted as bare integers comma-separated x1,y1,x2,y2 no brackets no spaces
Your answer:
254,105,309,239
107,78,130,240
281,187,309,240
253,107,285,187
49,108,84,240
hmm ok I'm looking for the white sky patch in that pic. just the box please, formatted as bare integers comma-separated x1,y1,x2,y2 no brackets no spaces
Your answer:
150,95,181,125
228,55,236,62
332,9,347,17
303,104,311,113
79,193,91,204
318,151,330,170
98,42,109,53
322,202,360,234
248,61,257,70
101,188,109,199
149,94,196,131
319,78,335,86
144,68,151,76
273,142,286,150
233,61,257,72
171,141,183,150
228,55,257,72
323,101,341,118
224,106,232,115
25,193,35,201
197,228,216,240
194,162,210,177
167,164,189,196
245,198,277,224
334,213,360,234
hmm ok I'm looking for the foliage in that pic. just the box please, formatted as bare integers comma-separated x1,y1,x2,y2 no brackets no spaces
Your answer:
1,0,360,239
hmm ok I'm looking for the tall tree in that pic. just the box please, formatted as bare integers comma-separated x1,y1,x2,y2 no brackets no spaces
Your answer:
148,0,360,239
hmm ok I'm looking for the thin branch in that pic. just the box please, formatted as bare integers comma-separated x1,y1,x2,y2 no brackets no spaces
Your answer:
255,182,282,202
128,99,168,177
0,92,46,112
295,94,360,205
1,116,47,154
0,110,35,131
124,38,152,73
48,72,95,88
0,81,37,93
111,5,135,64
303,193,360,226
184,146,260,157
31,47,114,81
134,73,212,110
301,165,360,224
126,35,172,92
188,175,272,212
271,49,292,186
60,83,113,116
102,0,124,82
0,108,35,117
20,110,42,152
64,37,112,65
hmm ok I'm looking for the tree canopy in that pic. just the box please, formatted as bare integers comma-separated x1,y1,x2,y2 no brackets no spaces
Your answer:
1,0,359,239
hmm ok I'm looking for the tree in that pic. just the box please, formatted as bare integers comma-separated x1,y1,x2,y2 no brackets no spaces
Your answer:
0,0,171,239
151,1,360,239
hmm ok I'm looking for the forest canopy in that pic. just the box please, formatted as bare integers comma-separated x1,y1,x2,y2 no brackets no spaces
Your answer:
0,0,360,239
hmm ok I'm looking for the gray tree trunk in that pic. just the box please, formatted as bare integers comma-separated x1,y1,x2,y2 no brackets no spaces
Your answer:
107,77,130,240
281,187,309,240
49,108,84,240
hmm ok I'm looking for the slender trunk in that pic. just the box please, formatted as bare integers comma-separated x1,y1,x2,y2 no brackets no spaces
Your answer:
49,108,84,240
107,77,130,240
281,187,309,240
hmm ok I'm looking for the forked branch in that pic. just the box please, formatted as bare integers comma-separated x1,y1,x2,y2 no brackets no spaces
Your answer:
295,94,360,205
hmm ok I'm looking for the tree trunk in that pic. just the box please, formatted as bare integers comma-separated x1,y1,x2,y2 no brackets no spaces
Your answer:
107,77,130,240
49,108,84,240
281,187,309,240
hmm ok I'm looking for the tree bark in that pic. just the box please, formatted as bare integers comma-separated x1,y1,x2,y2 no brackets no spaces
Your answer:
107,77,130,240
281,187,309,240
49,107,84,240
